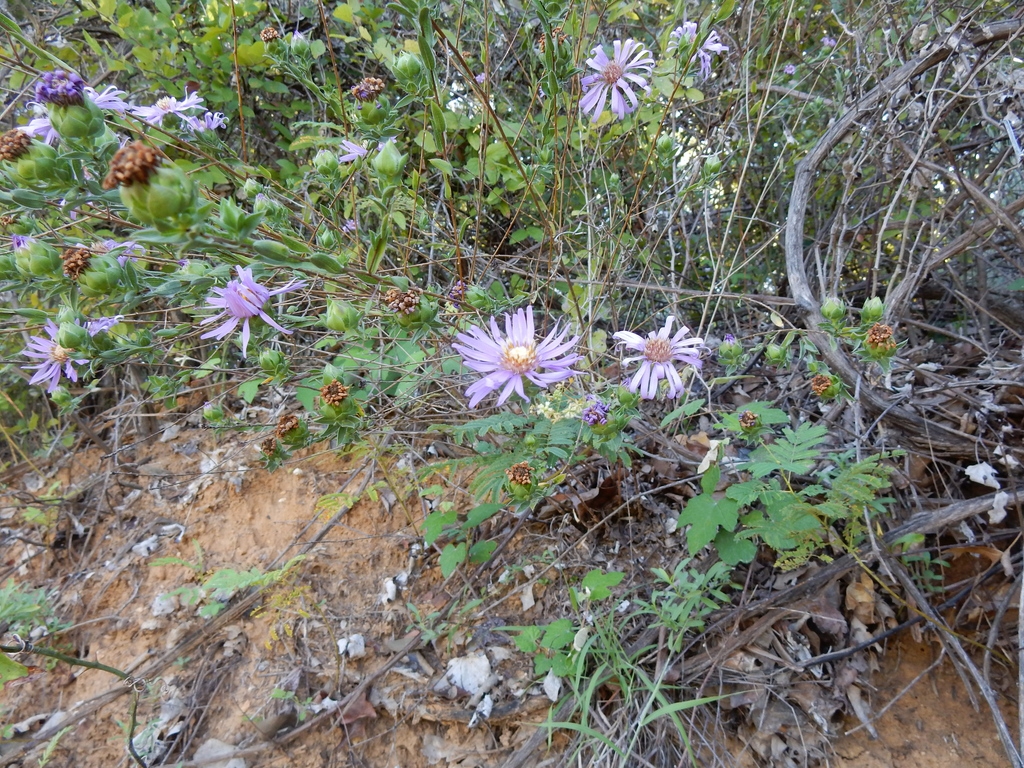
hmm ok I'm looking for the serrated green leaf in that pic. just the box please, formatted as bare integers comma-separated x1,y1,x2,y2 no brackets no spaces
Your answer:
440,542,466,577
423,509,457,545
237,379,260,404
465,503,503,529
469,539,497,563
677,494,739,556
542,618,575,650
713,530,757,565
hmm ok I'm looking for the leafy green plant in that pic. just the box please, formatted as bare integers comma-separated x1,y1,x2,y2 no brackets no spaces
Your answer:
637,559,733,653
150,546,305,618
0,578,65,637
678,406,896,570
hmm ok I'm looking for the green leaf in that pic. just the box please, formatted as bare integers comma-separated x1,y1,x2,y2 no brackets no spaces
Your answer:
423,509,457,545
677,494,739,556
580,569,625,601
0,653,29,689
713,530,757,565
439,542,466,577
659,397,705,428
541,618,575,650
465,503,503,529
428,158,453,175
469,539,497,564
237,379,260,404
747,422,828,477
509,625,541,653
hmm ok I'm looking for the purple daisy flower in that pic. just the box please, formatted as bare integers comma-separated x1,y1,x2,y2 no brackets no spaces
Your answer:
22,107,59,145
581,395,609,426
85,85,130,113
338,139,368,163
784,63,797,75
199,266,305,356
12,234,36,252
185,111,227,132
86,315,124,336
35,70,85,107
822,36,837,48
96,239,144,266
696,31,728,78
669,22,697,46
579,39,654,123
614,316,704,400
131,92,205,125
22,320,89,393
453,306,581,407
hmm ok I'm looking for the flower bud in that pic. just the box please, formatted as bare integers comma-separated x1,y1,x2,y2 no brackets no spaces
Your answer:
394,53,423,81
313,149,338,175
322,300,362,333
317,228,341,250
119,163,199,230
463,285,490,309
12,142,59,186
702,153,723,179
203,401,225,423
78,254,123,298
259,349,290,380
48,98,106,141
242,178,263,199
717,334,742,364
14,237,61,277
50,385,74,409
617,386,640,409
765,343,788,367
821,297,846,324
860,296,884,325
289,31,310,57
57,320,89,349
655,134,674,165
371,140,407,179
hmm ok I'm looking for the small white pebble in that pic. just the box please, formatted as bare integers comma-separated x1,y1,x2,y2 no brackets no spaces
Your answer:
346,634,366,658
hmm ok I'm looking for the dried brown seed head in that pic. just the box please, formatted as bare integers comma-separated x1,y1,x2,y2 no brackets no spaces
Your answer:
61,247,92,280
350,76,386,102
320,380,350,406
102,141,162,190
275,413,301,438
505,461,533,486
260,26,280,43
866,322,896,351
384,286,422,314
738,410,758,429
810,374,832,397
260,437,278,456
0,129,32,162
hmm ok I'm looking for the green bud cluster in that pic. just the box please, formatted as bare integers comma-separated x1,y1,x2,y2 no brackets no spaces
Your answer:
49,98,106,142
259,349,291,383
14,239,61,277
322,300,362,333
78,254,124,298
120,164,200,231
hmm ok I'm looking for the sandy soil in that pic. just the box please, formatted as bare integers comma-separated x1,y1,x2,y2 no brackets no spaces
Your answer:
1,425,1017,767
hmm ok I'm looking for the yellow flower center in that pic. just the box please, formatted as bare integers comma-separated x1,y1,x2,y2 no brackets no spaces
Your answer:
156,97,173,112
501,342,538,374
49,344,72,364
602,62,624,85
644,337,672,363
